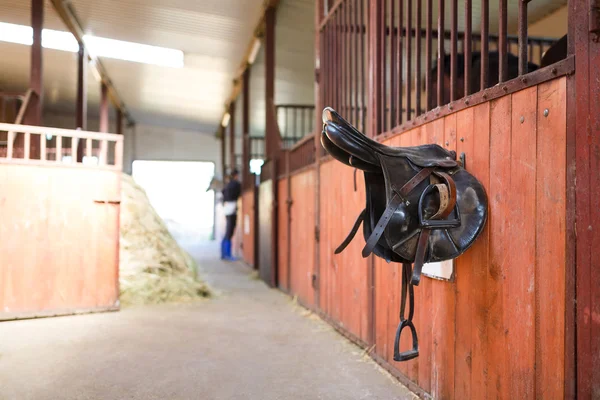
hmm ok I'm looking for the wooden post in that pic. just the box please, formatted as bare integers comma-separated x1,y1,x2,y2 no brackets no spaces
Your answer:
242,67,250,185
76,45,88,130
99,82,109,133
76,44,88,162
265,5,279,288
313,0,322,310
221,129,226,179
229,102,236,172
28,0,43,126
116,109,123,135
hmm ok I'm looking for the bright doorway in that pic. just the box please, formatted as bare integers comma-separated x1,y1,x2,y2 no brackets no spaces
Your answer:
132,160,215,247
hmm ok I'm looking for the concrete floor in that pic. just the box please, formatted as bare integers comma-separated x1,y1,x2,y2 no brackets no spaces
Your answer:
0,242,415,400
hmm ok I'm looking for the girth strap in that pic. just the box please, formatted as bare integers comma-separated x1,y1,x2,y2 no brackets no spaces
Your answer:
361,168,434,258
335,209,366,254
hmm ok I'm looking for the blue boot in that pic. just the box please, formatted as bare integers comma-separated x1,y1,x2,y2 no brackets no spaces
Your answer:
220,239,227,259
223,240,237,261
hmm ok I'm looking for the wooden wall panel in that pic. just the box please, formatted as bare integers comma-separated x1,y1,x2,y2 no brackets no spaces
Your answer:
0,164,120,319
535,78,566,398
319,159,370,342
342,78,567,399
241,190,255,266
258,180,273,284
289,169,316,307
274,78,569,399
277,179,289,292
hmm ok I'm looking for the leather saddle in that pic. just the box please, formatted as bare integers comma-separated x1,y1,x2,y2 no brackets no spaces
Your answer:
321,107,488,361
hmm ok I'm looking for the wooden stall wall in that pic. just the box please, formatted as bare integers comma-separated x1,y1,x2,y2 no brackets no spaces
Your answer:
370,78,567,399
258,180,274,284
319,159,371,343
277,178,289,292
288,168,316,307
240,189,255,266
0,165,120,319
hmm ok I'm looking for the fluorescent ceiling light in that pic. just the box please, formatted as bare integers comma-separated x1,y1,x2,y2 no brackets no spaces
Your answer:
248,38,261,64
0,22,184,68
221,112,231,127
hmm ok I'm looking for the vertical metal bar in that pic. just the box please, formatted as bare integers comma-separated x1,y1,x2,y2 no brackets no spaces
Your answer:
398,0,404,125
354,0,359,126
346,2,351,121
450,0,458,101
381,0,387,131
341,5,347,117
437,0,445,107
425,0,432,111
406,0,412,121
464,0,472,95
499,0,507,82
76,45,87,130
480,0,489,90
517,0,528,75
229,102,236,172
415,0,422,115
99,82,109,133
390,0,397,126
368,0,384,137
360,0,366,132
336,10,341,111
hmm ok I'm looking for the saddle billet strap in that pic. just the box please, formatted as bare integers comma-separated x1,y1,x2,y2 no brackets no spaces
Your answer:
361,168,434,258
334,208,366,254
410,229,432,286
393,262,419,361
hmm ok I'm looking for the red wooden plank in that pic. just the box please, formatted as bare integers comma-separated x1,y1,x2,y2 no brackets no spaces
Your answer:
468,102,490,400
588,35,600,399
487,93,511,400
430,113,457,400
277,179,288,291
535,78,566,398
417,118,444,393
405,127,420,382
454,106,474,400
508,86,537,399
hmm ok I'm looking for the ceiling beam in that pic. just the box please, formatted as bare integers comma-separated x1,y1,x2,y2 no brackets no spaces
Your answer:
216,0,280,138
49,0,135,126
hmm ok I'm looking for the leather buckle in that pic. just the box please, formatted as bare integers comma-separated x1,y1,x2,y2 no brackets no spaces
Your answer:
417,184,461,228
393,319,419,362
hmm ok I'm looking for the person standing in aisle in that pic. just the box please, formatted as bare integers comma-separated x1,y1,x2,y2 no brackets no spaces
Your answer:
221,169,241,260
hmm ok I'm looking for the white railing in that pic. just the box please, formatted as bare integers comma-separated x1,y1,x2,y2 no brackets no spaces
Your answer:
0,123,123,171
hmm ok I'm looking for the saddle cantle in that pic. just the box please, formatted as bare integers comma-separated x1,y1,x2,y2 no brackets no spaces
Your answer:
321,107,488,361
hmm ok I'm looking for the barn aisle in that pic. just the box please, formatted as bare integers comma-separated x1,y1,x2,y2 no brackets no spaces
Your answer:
0,241,414,400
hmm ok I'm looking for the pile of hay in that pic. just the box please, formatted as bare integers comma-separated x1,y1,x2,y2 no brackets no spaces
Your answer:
119,173,211,306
